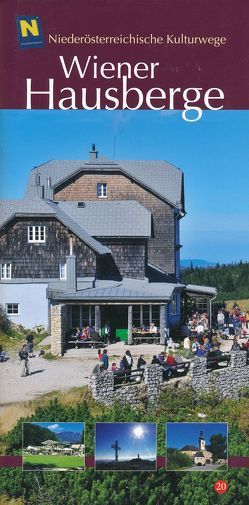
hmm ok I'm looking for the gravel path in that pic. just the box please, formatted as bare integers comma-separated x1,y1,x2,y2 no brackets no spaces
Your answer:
0,343,163,405
0,337,246,405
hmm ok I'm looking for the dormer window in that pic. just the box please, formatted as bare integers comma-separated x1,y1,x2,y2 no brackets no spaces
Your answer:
97,183,107,198
28,226,46,243
59,263,67,280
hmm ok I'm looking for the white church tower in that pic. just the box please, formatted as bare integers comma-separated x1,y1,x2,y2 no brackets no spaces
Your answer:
198,430,206,451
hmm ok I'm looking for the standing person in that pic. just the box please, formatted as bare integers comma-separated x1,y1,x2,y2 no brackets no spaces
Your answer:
104,320,111,344
183,335,191,350
97,348,103,361
26,333,35,357
19,344,30,377
101,349,109,370
122,350,133,370
196,320,205,336
217,310,225,332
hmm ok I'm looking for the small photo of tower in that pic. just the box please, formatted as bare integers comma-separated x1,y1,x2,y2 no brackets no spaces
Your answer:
166,422,228,471
95,422,157,471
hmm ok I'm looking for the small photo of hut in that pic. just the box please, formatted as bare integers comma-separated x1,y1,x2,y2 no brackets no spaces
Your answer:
22,422,85,471
166,422,228,471
95,422,157,471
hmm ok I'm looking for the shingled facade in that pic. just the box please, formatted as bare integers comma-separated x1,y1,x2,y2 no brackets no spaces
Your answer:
0,146,216,354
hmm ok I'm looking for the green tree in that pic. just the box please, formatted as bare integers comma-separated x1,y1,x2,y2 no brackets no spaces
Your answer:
207,434,227,462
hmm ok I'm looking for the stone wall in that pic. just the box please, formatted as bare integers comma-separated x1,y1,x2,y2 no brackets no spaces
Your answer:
89,364,164,407
190,351,249,400
51,303,70,355
88,353,249,406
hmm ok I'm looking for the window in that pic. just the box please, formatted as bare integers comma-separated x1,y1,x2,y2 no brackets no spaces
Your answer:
6,303,19,315
171,293,179,315
71,305,96,328
59,263,67,280
132,305,160,329
1,263,11,279
97,183,107,198
28,226,46,243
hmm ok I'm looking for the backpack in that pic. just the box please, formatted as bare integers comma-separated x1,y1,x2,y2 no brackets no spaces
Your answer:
19,350,28,360
119,359,125,370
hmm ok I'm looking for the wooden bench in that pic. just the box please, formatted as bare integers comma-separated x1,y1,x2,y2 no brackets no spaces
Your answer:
160,361,191,380
207,352,230,368
67,337,104,349
132,333,160,344
113,368,145,387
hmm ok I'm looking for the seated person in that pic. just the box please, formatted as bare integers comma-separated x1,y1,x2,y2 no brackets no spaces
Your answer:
0,345,7,362
157,351,166,364
163,353,177,378
90,327,101,341
76,327,83,340
203,337,211,353
231,338,241,351
137,355,147,369
165,354,177,367
196,345,207,357
191,338,198,354
149,322,158,333
151,355,161,365
79,326,90,340
241,343,248,351
111,362,118,371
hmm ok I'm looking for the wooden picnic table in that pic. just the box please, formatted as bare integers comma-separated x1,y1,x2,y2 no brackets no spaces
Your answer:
67,336,104,349
132,331,160,344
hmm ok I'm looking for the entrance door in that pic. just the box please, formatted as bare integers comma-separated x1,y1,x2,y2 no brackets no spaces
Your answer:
101,306,128,342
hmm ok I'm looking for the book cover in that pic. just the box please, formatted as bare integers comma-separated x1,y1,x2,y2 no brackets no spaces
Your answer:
0,1,248,504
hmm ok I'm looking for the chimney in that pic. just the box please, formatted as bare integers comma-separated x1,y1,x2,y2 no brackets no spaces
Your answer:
89,143,98,161
44,176,54,200
33,171,44,198
66,236,76,292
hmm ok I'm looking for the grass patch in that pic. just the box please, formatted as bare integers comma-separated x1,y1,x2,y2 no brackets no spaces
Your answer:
0,497,24,505
0,330,48,352
23,454,84,470
225,298,249,312
0,386,103,438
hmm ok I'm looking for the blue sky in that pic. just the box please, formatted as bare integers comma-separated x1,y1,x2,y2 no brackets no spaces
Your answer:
31,422,84,434
95,422,157,461
166,422,228,450
1,109,248,263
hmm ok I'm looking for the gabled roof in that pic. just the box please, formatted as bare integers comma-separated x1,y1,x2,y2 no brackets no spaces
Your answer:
181,445,198,451
49,279,181,301
25,157,184,210
0,199,110,256
0,198,151,243
58,201,151,237
47,201,110,254
185,284,217,296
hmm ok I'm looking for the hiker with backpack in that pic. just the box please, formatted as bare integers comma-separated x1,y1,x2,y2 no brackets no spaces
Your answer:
19,344,30,377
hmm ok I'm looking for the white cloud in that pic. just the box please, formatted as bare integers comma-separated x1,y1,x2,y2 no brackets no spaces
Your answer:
48,423,60,431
